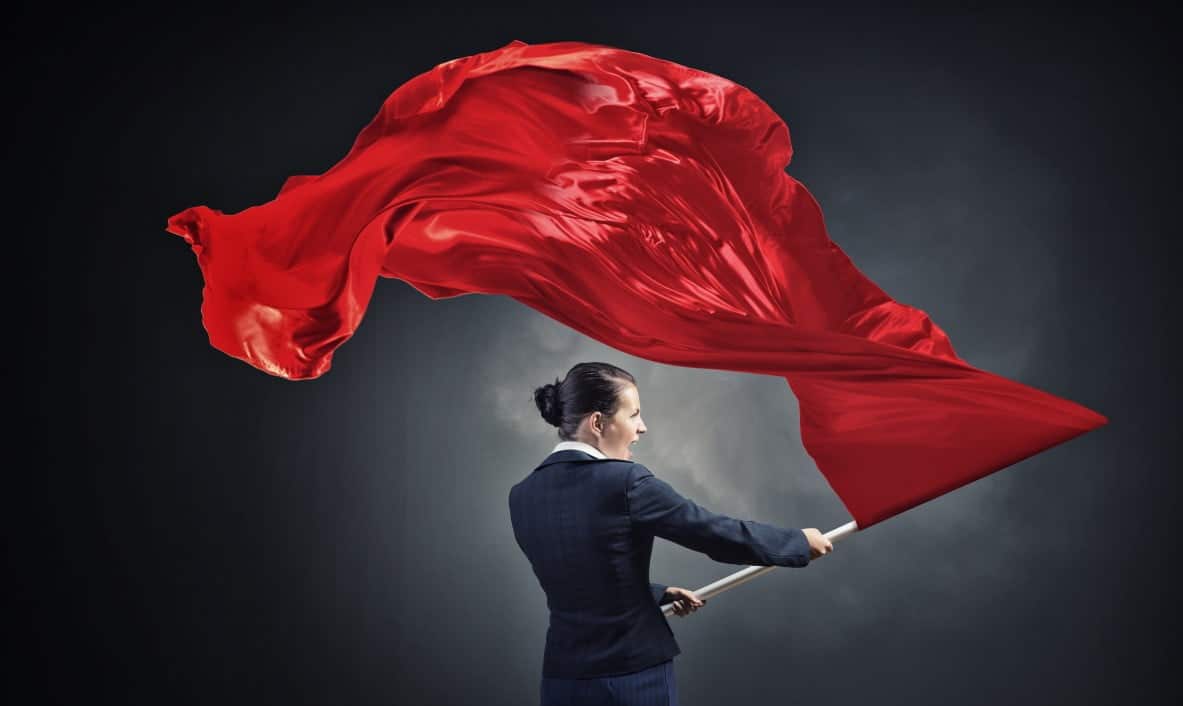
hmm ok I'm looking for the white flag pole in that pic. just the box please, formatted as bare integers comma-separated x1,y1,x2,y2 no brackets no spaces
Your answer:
661,520,858,617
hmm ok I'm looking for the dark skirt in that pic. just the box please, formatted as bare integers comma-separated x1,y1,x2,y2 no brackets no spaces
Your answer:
540,659,677,706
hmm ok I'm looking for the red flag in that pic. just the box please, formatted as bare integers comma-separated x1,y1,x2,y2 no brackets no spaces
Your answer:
166,39,1106,528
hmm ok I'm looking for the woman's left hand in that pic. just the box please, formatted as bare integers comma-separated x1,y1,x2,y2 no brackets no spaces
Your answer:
666,586,705,617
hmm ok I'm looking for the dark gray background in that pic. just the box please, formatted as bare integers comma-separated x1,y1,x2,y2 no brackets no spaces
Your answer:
25,4,1176,705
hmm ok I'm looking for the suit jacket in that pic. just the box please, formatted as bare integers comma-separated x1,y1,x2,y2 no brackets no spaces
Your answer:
508,448,812,678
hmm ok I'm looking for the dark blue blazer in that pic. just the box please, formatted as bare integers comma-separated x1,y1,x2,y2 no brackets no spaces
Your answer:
508,449,812,679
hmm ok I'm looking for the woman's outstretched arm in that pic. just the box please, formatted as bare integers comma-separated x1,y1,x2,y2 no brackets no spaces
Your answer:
627,463,811,568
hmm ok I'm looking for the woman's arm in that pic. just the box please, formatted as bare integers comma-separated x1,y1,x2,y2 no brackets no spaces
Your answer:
627,463,811,567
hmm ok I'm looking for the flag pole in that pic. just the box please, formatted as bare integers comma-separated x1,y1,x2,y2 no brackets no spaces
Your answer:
661,520,858,617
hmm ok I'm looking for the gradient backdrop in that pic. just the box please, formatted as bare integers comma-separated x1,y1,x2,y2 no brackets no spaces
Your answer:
26,4,1177,705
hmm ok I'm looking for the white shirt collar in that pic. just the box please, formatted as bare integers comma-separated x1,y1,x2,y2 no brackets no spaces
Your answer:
552,440,607,459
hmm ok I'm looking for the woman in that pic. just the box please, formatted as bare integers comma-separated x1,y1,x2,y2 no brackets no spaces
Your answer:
509,362,832,706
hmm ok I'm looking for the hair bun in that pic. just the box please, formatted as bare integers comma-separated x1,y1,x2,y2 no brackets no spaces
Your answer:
533,381,563,427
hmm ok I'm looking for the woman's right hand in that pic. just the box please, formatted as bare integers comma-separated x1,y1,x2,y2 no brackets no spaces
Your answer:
803,528,833,559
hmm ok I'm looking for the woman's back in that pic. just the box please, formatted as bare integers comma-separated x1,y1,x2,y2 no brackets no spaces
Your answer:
509,449,679,679
510,445,815,679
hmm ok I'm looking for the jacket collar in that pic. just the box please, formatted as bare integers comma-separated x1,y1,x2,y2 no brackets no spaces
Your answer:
553,440,607,459
533,440,610,470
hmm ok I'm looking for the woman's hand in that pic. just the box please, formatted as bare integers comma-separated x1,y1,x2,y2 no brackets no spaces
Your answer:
803,527,833,559
666,586,705,617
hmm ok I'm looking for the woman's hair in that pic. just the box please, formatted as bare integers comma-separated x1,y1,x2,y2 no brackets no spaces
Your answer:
534,362,636,441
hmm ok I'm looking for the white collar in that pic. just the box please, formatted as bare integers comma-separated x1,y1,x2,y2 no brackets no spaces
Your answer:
552,440,607,459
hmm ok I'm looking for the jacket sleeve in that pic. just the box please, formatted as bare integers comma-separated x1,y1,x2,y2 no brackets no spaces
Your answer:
627,463,811,568
649,583,670,605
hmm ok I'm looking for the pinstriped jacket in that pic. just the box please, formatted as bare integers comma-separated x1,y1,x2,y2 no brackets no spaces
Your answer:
509,443,811,678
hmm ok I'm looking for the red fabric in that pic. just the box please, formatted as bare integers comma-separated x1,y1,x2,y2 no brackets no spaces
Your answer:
166,39,1106,528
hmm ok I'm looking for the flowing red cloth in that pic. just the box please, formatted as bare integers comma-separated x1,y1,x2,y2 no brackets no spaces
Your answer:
166,39,1106,527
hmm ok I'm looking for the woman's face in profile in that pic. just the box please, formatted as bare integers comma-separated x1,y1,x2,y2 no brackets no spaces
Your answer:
595,383,647,460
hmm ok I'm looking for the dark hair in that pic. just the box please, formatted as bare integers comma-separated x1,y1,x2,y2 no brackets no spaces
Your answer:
534,362,636,441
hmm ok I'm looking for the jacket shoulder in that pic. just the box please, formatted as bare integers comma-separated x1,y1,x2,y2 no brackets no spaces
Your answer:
626,461,659,482
599,458,643,481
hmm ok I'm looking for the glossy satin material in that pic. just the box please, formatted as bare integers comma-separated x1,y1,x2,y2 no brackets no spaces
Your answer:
166,39,1107,527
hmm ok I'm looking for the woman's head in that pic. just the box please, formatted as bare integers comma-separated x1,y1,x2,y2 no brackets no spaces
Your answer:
534,362,647,460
